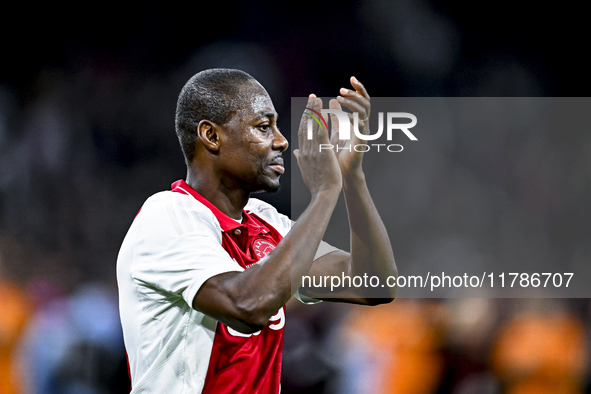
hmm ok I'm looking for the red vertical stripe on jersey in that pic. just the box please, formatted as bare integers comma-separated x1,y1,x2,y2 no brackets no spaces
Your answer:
171,180,285,394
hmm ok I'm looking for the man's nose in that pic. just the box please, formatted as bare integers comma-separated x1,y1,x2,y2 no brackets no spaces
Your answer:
273,129,289,152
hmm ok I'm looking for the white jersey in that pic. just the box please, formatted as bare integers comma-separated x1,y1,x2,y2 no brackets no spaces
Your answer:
117,181,336,393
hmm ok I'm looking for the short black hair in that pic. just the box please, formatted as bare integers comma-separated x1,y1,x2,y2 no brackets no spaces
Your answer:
175,68,257,164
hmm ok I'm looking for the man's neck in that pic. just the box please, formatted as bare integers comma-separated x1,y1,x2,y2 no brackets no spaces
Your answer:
185,171,249,220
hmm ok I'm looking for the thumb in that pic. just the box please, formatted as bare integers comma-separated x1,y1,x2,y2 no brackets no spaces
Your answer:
293,149,300,165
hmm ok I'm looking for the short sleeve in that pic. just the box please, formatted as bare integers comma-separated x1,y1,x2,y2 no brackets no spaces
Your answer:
294,237,338,305
290,221,341,304
313,239,339,260
128,192,243,307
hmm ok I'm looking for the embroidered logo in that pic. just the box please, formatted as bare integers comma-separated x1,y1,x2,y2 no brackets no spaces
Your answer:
252,239,276,259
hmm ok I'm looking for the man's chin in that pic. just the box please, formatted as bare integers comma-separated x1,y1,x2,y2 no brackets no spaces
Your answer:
266,184,281,193
253,182,281,194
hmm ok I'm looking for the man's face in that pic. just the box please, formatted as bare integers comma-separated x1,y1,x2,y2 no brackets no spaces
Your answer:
217,82,288,193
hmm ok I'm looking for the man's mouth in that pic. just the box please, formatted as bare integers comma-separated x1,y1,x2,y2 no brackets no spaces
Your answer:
268,157,285,174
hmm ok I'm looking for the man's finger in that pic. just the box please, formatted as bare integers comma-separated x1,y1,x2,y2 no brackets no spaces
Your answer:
312,96,331,145
299,94,318,152
328,98,341,144
351,76,370,99
336,95,369,121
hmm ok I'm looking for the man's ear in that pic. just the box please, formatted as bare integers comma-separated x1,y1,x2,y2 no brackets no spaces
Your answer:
197,120,221,153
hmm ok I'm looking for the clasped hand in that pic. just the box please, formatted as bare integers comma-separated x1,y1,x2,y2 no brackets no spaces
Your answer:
294,77,371,197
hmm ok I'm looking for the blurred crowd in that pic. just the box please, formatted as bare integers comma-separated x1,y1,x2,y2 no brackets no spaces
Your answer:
1,0,589,393
0,280,128,393
282,298,591,394
1,282,591,393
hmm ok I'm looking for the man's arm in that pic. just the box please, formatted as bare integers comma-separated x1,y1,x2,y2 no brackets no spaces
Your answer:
300,77,398,304
192,94,343,333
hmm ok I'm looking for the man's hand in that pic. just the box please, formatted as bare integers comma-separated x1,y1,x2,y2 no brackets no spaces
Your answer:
328,76,371,177
294,94,342,197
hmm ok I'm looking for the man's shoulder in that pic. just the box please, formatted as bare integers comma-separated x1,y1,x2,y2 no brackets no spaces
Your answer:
138,190,220,228
143,190,212,211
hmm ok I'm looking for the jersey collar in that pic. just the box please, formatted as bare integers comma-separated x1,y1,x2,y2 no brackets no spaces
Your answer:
171,179,248,232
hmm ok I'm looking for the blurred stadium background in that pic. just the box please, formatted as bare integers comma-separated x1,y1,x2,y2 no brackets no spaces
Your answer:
0,1,589,393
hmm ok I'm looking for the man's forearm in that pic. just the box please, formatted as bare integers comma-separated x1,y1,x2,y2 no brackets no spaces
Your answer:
224,190,339,322
343,169,397,295
259,190,340,300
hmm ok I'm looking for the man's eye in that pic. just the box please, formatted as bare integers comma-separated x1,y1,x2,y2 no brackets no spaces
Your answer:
259,124,270,131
